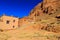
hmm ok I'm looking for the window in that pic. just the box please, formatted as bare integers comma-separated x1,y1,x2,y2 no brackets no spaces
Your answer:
13,26,15,28
6,20,9,24
13,20,15,22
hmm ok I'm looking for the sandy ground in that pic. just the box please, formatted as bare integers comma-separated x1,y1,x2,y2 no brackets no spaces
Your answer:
0,26,60,40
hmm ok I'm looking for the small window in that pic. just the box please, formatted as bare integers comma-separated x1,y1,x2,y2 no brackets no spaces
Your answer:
13,26,15,28
13,20,15,22
6,20,9,24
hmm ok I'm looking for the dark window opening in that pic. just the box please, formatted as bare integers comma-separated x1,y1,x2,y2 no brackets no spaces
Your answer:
6,20,9,24
13,26,15,28
13,20,15,22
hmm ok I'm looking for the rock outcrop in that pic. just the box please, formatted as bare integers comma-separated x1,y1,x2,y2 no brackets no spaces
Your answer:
28,0,60,33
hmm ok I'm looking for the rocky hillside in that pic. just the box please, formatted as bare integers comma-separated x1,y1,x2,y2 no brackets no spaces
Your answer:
27,0,60,33
0,0,60,40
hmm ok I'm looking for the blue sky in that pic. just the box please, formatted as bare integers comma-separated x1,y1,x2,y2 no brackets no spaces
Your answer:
0,0,42,18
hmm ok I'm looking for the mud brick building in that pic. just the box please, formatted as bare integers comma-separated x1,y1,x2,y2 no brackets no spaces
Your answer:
0,14,19,30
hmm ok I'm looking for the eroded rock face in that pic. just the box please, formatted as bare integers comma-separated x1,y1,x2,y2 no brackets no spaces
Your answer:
29,0,60,33
18,0,60,33
30,0,59,17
